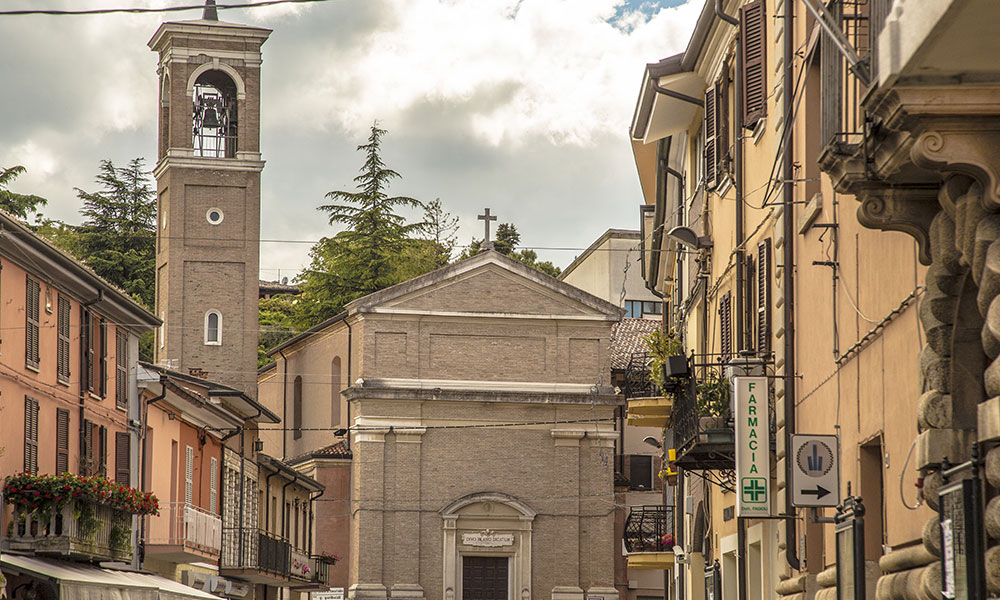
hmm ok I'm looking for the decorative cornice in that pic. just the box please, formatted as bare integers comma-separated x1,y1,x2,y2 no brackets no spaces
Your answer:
856,185,941,265
910,128,1000,210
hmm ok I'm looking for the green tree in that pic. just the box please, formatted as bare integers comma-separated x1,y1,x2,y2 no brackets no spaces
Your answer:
420,198,460,267
0,166,47,220
258,294,299,367
295,123,428,327
462,222,561,277
73,158,157,309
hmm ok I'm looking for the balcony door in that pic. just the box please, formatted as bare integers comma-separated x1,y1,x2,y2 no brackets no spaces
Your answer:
462,556,508,600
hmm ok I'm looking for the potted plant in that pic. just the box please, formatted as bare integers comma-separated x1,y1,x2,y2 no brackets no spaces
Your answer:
318,551,341,565
644,329,687,395
696,371,731,430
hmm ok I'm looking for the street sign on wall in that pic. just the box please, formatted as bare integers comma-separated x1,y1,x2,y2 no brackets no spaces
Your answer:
734,376,770,516
791,434,840,507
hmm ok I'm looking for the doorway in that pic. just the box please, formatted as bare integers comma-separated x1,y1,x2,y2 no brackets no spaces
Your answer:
463,556,509,600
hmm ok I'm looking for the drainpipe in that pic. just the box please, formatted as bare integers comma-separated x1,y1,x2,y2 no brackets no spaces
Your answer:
279,349,288,460
344,318,352,450
79,291,103,474
138,375,167,566
281,475,297,542
264,470,278,536
715,0,739,26
735,18,749,600
782,0,802,573
307,489,322,554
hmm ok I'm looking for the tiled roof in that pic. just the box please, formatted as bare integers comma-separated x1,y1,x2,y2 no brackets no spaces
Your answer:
287,441,352,465
610,318,659,370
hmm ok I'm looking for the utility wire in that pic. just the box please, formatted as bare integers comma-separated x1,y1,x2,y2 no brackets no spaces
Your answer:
0,0,332,17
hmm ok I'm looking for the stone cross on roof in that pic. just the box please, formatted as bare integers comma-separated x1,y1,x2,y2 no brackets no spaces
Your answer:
203,0,218,20
478,208,497,251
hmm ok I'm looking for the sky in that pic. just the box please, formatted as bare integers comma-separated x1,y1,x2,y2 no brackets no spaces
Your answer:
0,0,700,281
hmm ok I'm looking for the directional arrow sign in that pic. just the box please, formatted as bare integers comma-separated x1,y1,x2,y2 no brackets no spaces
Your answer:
791,434,840,507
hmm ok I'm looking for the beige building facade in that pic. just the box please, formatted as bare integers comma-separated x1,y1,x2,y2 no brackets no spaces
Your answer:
260,250,624,600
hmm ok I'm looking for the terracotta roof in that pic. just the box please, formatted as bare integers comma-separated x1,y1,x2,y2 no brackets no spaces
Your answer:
287,441,352,465
610,318,659,370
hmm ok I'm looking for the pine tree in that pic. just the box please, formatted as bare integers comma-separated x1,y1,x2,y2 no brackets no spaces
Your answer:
0,166,47,220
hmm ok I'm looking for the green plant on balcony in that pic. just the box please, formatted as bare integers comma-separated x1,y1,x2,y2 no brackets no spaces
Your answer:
697,371,730,420
108,519,132,552
644,329,685,395
318,551,341,565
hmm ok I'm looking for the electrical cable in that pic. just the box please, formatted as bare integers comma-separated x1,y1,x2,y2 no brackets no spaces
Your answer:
0,0,334,17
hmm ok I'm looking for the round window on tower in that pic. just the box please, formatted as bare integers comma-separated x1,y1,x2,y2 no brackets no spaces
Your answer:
206,207,224,225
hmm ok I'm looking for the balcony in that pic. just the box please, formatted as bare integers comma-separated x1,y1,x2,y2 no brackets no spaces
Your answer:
3,503,133,564
144,502,223,562
624,351,681,428
220,528,292,585
623,505,674,570
289,549,331,590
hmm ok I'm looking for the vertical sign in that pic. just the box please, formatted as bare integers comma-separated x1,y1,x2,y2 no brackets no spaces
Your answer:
734,376,770,516
939,477,985,600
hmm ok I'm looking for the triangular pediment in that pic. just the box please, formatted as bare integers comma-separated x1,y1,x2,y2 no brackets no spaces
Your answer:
345,251,622,319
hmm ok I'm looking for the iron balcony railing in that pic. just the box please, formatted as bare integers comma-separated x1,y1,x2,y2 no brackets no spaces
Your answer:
624,351,688,399
623,505,675,553
221,528,291,575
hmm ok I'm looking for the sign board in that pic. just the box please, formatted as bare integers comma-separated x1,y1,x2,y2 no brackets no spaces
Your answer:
733,376,770,516
939,477,985,600
791,434,841,507
462,530,514,547
313,589,345,600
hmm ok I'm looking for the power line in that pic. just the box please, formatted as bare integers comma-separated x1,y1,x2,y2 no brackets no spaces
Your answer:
0,0,333,17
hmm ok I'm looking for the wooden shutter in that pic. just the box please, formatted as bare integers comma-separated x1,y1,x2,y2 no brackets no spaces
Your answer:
210,456,218,513
115,432,130,484
85,311,95,393
185,445,194,505
757,239,772,355
56,408,70,474
744,254,756,354
57,296,70,383
740,0,767,128
720,292,732,361
116,329,128,409
704,87,718,190
82,418,93,475
293,376,303,440
25,276,40,369
24,397,38,474
99,320,108,398
717,69,730,179
99,425,108,477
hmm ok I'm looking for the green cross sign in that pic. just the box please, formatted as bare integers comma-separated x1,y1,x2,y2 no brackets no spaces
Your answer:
742,478,767,503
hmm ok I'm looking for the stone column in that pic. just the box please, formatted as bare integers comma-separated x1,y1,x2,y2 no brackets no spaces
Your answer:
349,427,389,600
551,429,584,600
390,428,426,600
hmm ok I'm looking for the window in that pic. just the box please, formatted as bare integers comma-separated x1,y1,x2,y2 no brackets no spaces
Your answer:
293,376,303,440
720,292,733,361
116,330,128,409
739,0,767,129
56,408,70,474
25,276,40,369
206,207,225,225
85,311,106,396
24,396,39,475
185,445,194,505
210,456,219,513
115,431,131,484
624,300,663,319
57,296,70,383
757,240,772,355
100,320,107,397
628,455,653,491
205,310,222,345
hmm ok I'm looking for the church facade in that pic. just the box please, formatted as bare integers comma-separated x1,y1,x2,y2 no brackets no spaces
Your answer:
259,250,624,600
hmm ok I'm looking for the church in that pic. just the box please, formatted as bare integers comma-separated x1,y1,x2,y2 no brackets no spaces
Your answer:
258,248,624,600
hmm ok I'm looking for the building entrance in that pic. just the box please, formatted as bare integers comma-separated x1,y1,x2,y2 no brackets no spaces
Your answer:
462,556,508,600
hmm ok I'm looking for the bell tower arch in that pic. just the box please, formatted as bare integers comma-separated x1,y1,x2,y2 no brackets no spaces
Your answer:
148,3,271,397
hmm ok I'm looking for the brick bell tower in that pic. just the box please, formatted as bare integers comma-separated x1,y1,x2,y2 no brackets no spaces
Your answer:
149,1,270,398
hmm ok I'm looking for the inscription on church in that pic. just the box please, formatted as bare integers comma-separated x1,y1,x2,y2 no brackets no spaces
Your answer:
462,530,514,547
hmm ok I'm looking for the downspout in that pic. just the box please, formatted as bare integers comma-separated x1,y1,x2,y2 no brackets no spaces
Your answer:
279,349,288,460
307,488,322,553
264,470,278,536
344,318,352,450
734,19,749,600
715,0,739,26
782,0,802,572
79,292,103,474
281,476,297,542
138,375,167,565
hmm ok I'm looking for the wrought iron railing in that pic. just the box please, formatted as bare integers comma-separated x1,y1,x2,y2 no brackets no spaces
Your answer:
623,505,675,553
624,351,657,399
221,527,290,575
258,530,291,575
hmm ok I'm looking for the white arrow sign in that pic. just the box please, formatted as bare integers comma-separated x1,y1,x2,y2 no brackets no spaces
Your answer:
790,434,840,507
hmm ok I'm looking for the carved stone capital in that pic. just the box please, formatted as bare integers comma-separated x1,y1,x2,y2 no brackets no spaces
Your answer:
855,185,941,265
817,142,867,194
911,128,1000,210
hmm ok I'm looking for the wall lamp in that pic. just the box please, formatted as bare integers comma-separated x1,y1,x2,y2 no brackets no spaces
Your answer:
667,225,713,250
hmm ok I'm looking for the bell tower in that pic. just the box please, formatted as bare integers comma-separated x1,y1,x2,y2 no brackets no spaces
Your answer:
149,2,270,397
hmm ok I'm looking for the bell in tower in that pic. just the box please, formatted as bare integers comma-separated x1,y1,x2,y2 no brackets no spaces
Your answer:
148,1,271,398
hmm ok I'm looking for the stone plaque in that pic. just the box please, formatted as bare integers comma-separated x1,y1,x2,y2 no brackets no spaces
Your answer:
462,530,514,547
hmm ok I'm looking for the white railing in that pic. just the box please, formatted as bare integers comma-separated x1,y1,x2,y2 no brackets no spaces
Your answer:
146,501,222,553
3,503,133,563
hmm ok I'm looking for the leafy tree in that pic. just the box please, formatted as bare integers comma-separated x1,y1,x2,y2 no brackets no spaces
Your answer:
0,166,47,220
463,222,561,277
295,123,429,327
420,198,460,267
73,158,157,309
258,294,299,367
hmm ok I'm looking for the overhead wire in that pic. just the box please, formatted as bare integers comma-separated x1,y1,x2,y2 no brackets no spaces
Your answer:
0,0,333,17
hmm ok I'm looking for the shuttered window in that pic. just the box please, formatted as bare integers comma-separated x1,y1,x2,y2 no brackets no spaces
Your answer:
85,311,95,393
744,253,756,354
115,432,131,484
98,425,108,478
717,63,730,177
82,418,93,475
293,376,303,440
704,87,718,190
185,445,194,505
116,329,128,409
740,0,767,128
720,292,732,361
99,320,108,398
24,396,39,474
210,456,218,513
25,276,40,369
757,239,773,355
56,408,70,474
57,296,70,383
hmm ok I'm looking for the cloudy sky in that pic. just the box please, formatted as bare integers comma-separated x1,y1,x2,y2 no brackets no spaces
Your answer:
0,0,700,280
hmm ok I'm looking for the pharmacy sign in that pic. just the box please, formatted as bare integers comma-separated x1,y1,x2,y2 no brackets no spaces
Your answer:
734,376,770,516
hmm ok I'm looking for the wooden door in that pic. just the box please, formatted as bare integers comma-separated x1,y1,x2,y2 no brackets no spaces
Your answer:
462,556,508,600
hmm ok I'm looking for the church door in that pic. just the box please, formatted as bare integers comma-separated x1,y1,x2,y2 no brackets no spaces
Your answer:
462,556,508,600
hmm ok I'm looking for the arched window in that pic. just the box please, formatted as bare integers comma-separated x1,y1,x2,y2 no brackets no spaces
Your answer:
331,357,342,426
293,376,303,440
204,310,221,345
192,70,238,158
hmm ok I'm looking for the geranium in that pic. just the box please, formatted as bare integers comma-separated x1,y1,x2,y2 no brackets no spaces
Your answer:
4,472,159,516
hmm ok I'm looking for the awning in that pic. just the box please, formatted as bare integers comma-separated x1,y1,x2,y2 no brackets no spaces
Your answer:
1,554,219,600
